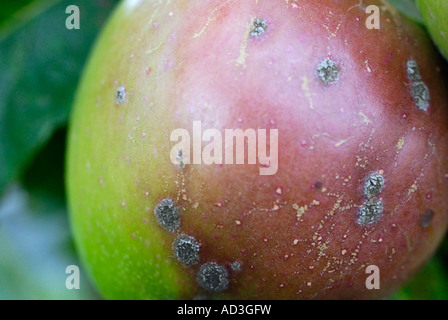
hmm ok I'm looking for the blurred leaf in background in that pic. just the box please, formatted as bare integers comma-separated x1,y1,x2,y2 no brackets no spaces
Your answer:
0,0,118,193
393,250,448,300
0,0,119,299
388,0,424,25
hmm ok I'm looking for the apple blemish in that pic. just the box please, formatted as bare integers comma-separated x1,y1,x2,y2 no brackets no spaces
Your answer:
230,261,242,272
172,233,200,266
154,198,181,232
197,262,229,293
363,172,385,199
316,58,340,85
421,209,434,228
116,86,126,105
406,60,430,111
250,18,268,38
358,198,384,226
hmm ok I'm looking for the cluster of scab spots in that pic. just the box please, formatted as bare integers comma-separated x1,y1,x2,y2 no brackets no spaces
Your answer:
406,60,430,111
357,172,385,226
154,198,230,293
313,58,430,112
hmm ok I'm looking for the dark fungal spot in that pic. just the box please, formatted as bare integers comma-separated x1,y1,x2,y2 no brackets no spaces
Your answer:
316,58,340,85
250,18,268,38
172,233,200,266
357,198,383,226
197,262,229,293
363,172,385,199
421,209,434,228
154,198,181,232
314,181,324,190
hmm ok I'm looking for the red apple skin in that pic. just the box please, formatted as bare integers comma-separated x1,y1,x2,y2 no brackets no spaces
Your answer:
68,0,448,299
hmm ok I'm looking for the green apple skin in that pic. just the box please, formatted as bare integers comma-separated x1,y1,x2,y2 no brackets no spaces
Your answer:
67,0,448,299
417,0,448,60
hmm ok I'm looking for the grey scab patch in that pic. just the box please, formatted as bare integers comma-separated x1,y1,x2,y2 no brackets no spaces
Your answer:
197,262,229,293
154,198,181,232
172,233,200,266
250,18,268,38
411,81,430,111
230,261,242,272
357,198,384,226
421,209,434,228
363,172,385,199
406,60,430,111
116,86,126,104
316,58,340,85
407,60,422,81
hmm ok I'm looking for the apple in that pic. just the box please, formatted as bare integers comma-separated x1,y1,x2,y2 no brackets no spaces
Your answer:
417,0,448,60
67,0,448,299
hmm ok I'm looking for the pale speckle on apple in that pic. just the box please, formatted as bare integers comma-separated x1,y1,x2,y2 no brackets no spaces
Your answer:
197,262,229,293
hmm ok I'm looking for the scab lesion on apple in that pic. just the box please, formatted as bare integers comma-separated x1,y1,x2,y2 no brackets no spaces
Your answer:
358,198,384,226
197,262,230,293
363,171,385,199
406,59,430,111
316,57,341,85
172,233,201,266
115,86,126,105
358,171,385,226
153,198,182,232
250,18,268,38
154,197,232,293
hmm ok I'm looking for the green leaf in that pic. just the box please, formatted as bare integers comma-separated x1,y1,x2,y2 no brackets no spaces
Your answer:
0,184,100,299
21,126,67,214
0,0,119,194
388,0,424,25
392,242,448,300
0,127,100,299
0,0,34,25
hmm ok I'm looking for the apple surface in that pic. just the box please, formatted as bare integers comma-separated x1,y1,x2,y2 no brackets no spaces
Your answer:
67,0,448,299
417,0,448,60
